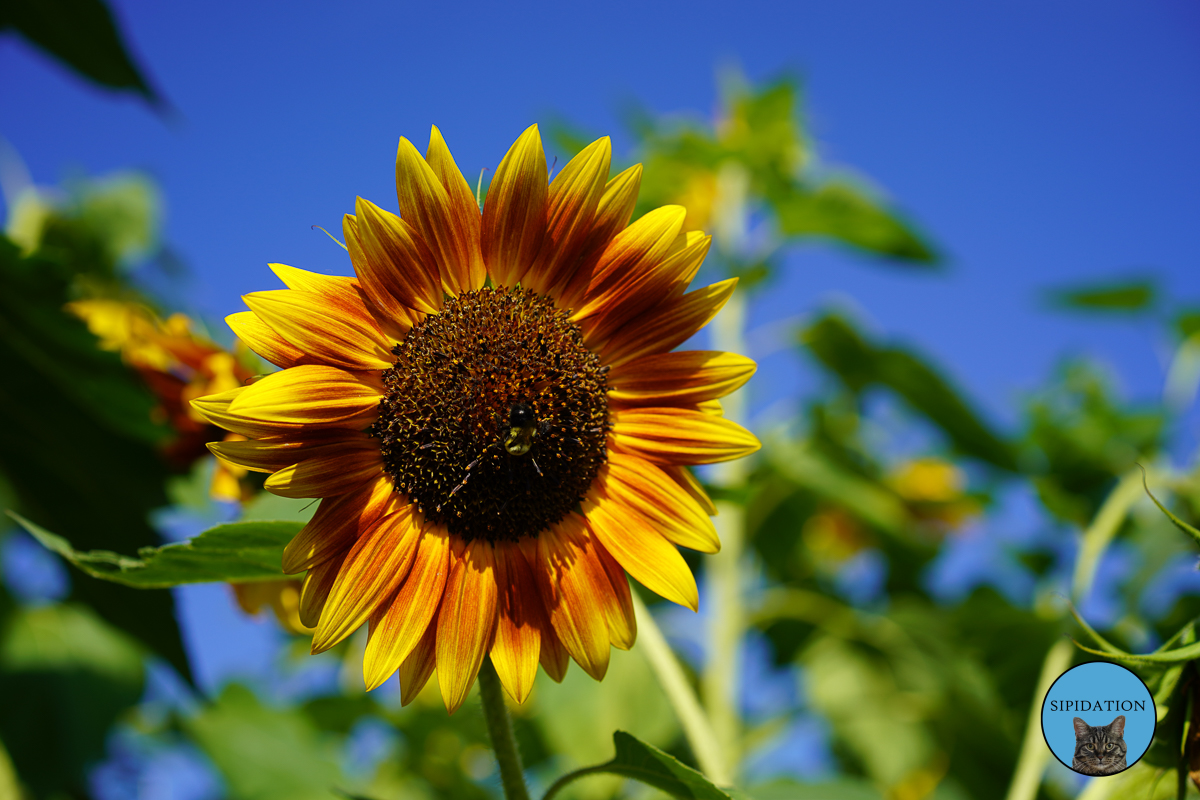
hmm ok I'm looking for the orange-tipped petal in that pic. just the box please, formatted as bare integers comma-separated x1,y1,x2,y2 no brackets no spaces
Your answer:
226,311,307,369
310,506,422,653
226,365,382,432
264,440,383,499
534,515,612,681
398,620,438,706
568,206,687,321
609,407,760,465
489,542,544,703
395,136,471,296
243,289,394,371
662,464,718,517
608,351,756,407
482,124,547,287
426,126,485,291
208,429,367,474
362,523,451,691
524,137,611,296
299,555,343,628
351,199,443,315
436,538,499,713
282,475,399,574
583,489,699,611
601,450,720,554
599,278,738,368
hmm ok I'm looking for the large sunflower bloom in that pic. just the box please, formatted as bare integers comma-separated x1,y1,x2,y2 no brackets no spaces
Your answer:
196,126,760,712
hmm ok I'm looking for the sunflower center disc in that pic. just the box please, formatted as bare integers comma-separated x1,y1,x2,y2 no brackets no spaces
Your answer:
371,287,609,543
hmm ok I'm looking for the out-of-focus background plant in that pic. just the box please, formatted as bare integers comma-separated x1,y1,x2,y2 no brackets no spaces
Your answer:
2,1,1199,799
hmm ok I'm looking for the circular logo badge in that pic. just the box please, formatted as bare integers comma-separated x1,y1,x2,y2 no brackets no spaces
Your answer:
1041,661,1155,776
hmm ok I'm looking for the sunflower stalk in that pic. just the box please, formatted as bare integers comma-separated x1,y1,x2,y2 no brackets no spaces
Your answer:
478,659,532,800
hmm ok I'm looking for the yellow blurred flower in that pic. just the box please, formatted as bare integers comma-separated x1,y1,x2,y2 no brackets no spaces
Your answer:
231,579,315,636
802,507,871,567
887,457,980,530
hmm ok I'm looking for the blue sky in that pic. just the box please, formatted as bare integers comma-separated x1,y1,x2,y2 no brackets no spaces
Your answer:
2,0,1198,438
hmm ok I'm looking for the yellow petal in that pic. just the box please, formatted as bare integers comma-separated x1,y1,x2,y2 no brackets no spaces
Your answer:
481,124,547,287
594,542,637,650
583,489,699,611
226,311,306,369
208,429,368,474
436,538,499,713
242,289,394,370
426,126,485,291
299,555,343,628
282,475,399,573
598,278,738,368
602,450,720,553
661,463,718,517
523,137,611,295
608,351,756,406
227,364,383,431
398,620,438,706
534,515,612,680
609,407,760,465
263,440,383,499
351,199,443,314
310,506,422,653
395,136,472,295
362,523,451,691
488,542,544,703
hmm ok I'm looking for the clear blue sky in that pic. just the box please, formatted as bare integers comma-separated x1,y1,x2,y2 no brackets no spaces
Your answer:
3,0,1200,692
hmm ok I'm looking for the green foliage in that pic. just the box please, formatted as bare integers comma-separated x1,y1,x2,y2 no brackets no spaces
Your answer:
0,602,144,797
1046,278,1157,313
15,515,302,587
0,0,160,102
546,731,733,800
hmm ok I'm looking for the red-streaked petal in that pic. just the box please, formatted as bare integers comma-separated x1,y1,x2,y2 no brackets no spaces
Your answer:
267,263,405,346
482,124,547,287
351,200,443,314
523,137,611,296
242,289,394,370
598,278,738,368
489,542,544,703
608,351,756,406
395,136,471,296
594,541,636,650
362,522,451,691
555,164,644,304
282,475,399,574
299,555,343,628
226,311,306,369
208,429,369,474
583,488,699,611
310,506,422,653
436,538,499,713
398,620,438,706
264,440,383,499
602,449,720,553
426,126,485,291
534,515,612,680
609,407,760,465
226,365,382,431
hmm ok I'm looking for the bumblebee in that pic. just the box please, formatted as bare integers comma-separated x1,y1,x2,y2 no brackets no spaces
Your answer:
504,402,539,456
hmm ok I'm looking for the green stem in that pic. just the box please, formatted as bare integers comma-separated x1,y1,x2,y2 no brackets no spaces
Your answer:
540,765,609,800
478,659,531,800
632,591,730,785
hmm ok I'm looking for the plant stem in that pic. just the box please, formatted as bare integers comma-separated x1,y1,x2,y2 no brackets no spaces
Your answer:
632,591,730,785
478,659,531,800
541,765,609,800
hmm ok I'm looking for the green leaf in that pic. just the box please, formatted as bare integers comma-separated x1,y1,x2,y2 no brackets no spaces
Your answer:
0,603,144,797
12,513,302,588
800,312,1018,470
769,181,938,264
547,731,733,800
1174,309,1200,340
1046,278,1156,312
0,0,160,103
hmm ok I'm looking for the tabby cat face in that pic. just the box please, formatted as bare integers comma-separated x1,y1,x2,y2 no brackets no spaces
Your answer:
1071,715,1127,776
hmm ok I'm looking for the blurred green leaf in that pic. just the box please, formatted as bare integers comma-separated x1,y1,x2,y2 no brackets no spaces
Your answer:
744,779,882,799
185,684,344,800
13,514,301,587
1174,309,1200,341
547,731,732,800
0,0,159,103
1046,278,1156,313
800,312,1018,470
0,603,144,797
769,182,937,263
1141,469,1200,548
0,235,189,677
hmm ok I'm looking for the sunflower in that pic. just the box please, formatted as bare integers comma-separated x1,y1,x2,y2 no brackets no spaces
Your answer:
196,125,760,712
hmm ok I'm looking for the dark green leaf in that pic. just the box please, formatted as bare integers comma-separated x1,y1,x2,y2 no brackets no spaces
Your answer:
770,182,938,264
800,312,1017,470
0,0,160,103
1174,309,1200,340
548,731,732,799
13,514,302,587
1046,278,1156,313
